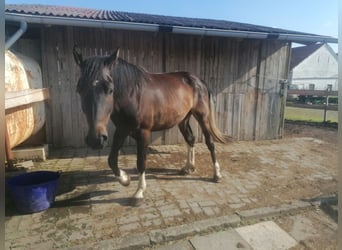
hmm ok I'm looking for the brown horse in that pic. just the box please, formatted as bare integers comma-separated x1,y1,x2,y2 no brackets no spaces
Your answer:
73,45,228,205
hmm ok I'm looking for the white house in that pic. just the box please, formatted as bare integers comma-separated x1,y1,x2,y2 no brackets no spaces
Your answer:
289,43,338,91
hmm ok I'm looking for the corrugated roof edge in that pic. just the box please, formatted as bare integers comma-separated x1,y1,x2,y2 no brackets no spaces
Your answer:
5,4,338,44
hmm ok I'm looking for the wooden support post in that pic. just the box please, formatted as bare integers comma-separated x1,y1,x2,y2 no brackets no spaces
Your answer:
323,95,328,122
5,121,14,168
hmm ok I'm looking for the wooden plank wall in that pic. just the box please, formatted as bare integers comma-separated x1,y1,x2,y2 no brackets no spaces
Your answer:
41,26,290,148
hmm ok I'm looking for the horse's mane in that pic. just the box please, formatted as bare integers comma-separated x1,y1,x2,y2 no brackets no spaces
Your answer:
79,56,148,98
113,58,148,98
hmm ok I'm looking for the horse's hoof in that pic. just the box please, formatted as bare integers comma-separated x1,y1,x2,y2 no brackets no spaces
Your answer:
213,175,222,183
132,197,144,207
180,166,195,175
118,174,131,186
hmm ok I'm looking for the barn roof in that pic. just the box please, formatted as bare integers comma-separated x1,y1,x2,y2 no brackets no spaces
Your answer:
290,44,324,69
5,4,338,44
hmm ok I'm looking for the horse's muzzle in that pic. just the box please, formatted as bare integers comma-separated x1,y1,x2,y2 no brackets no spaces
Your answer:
86,134,108,150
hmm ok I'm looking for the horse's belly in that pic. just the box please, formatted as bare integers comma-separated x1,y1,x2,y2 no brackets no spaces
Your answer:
140,87,193,131
151,109,188,131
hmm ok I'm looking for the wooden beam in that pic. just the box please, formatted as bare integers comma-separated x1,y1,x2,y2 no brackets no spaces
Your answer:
12,145,49,161
5,88,50,110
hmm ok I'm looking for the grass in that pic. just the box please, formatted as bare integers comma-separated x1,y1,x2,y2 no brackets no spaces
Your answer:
285,107,338,123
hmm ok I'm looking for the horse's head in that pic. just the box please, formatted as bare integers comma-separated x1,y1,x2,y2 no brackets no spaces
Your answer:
73,45,119,149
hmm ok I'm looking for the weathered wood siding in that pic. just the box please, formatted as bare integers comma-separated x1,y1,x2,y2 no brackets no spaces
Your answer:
41,26,290,148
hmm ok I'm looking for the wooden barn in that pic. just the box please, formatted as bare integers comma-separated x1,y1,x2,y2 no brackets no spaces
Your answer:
5,4,337,148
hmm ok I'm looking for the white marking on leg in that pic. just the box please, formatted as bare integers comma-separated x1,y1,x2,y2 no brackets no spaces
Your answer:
188,145,195,166
133,172,146,199
117,169,130,186
119,169,129,182
183,145,195,173
213,161,222,179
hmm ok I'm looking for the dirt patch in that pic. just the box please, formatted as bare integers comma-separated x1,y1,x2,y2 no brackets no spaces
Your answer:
277,209,337,250
145,122,338,248
284,121,338,144
151,121,338,200
282,122,338,249
144,121,338,230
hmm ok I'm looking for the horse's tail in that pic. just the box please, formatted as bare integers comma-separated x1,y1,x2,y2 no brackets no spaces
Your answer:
208,91,232,144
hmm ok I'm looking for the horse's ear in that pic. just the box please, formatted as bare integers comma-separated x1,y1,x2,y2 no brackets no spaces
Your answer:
73,44,83,66
105,48,119,67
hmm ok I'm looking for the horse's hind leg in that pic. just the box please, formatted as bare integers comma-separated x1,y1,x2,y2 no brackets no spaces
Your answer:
204,130,222,182
195,115,222,182
178,114,196,175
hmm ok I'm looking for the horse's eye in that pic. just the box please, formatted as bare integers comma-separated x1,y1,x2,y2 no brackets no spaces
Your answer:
93,80,100,87
105,83,114,95
101,81,113,95
104,81,114,95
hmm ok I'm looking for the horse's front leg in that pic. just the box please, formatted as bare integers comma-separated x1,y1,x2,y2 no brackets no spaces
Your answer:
108,129,131,186
181,145,196,174
132,129,150,206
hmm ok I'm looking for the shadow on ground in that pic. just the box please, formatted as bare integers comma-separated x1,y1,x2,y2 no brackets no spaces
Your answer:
5,165,213,216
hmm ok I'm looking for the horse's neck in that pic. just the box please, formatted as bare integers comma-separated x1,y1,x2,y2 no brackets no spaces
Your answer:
112,60,144,100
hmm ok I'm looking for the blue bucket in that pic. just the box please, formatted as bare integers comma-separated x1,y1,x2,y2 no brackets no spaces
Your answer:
7,171,60,214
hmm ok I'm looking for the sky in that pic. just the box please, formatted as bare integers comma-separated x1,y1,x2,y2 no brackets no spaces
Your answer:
5,0,339,51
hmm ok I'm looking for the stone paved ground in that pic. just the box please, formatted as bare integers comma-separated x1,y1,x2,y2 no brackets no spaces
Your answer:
5,137,337,249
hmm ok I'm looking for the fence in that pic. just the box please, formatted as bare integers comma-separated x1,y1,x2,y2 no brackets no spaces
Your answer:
287,89,338,122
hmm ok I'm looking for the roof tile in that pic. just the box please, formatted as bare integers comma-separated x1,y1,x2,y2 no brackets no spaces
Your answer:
5,3,312,36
